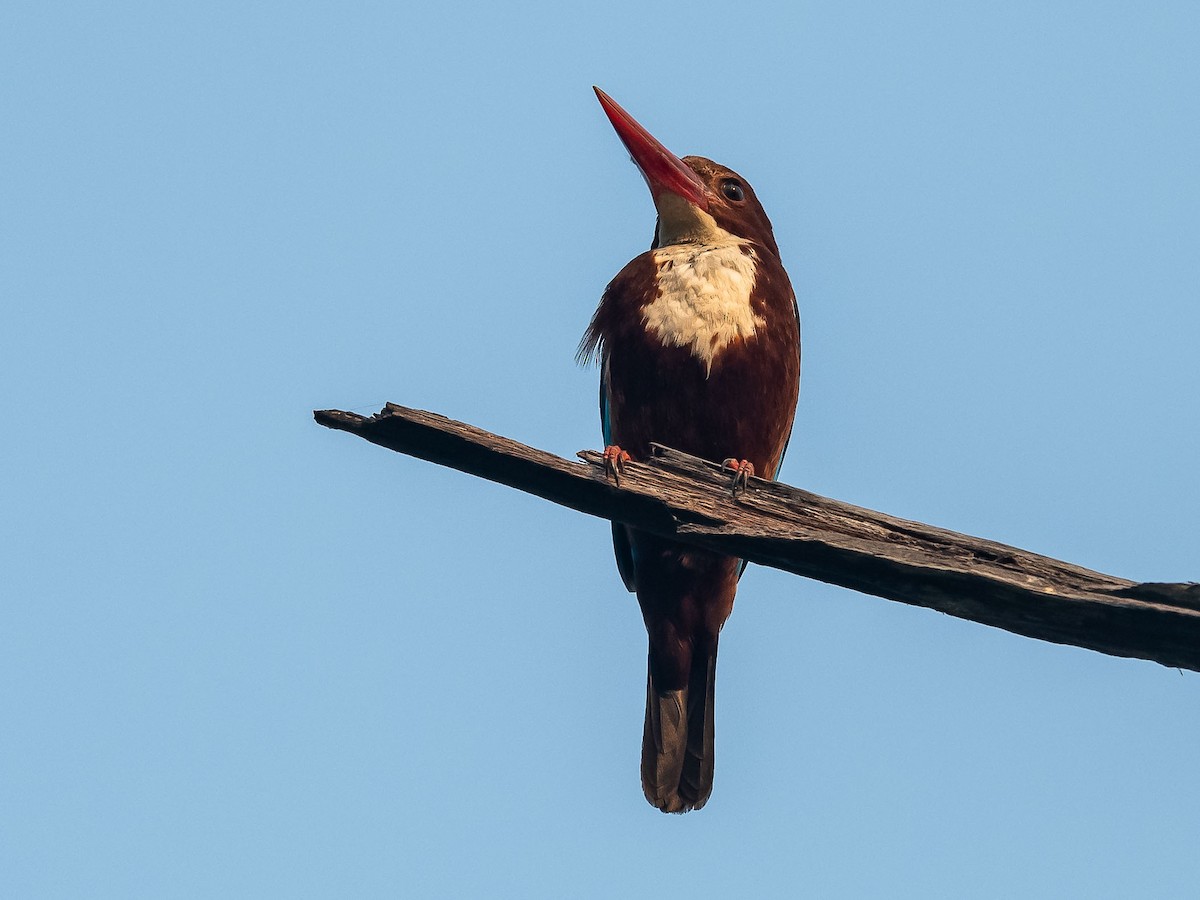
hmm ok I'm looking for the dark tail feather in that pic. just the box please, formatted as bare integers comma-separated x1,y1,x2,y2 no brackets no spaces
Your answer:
640,643,718,813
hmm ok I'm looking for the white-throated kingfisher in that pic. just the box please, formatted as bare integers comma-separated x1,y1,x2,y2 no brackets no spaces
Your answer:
580,88,801,813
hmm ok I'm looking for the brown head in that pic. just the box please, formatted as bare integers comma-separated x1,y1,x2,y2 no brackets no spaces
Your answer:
594,87,782,259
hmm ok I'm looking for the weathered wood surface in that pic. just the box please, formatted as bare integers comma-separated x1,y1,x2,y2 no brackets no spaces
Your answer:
315,402,1200,671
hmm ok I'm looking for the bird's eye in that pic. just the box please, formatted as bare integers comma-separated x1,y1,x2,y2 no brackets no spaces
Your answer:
721,180,745,202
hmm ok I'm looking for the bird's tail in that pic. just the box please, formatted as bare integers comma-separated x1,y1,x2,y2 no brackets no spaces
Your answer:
640,641,717,813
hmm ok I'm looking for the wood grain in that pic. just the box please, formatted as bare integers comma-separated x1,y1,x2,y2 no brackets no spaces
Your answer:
315,403,1200,671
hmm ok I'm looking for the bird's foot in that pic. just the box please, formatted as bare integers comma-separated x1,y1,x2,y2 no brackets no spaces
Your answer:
603,445,632,485
722,458,755,496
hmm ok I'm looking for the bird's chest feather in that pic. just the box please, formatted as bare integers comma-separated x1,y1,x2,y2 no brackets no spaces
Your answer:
641,240,763,373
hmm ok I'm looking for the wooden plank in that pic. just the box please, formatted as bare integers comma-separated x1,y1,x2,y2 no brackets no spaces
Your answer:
315,402,1200,671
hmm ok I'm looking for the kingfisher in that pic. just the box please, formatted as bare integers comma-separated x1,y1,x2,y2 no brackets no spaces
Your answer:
580,88,801,813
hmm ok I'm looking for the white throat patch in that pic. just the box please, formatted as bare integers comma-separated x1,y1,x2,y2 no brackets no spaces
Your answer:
642,238,762,375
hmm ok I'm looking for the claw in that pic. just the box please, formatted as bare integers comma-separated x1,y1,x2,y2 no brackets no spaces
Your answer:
722,458,755,497
603,445,632,485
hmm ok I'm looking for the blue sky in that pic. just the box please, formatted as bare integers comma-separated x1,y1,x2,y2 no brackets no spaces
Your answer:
3,1,1199,896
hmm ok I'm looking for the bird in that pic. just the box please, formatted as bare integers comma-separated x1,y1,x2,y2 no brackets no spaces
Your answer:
579,87,801,813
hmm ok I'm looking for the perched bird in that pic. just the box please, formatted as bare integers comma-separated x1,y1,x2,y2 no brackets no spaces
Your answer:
580,88,802,813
